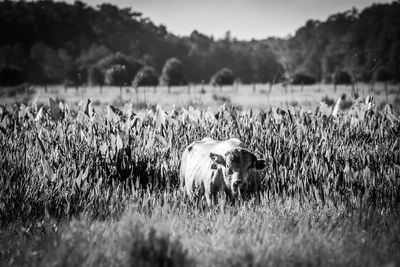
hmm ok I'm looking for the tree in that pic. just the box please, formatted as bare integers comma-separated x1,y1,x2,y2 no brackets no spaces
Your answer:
252,43,285,84
76,44,111,67
0,44,26,70
334,70,352,85
105,64,130,96
210,68,234,86
88,66,105,92
97,52,143,82
292,73,316,85
28,42,67,85
65,66,88,88
0,66,25,86
376,67,392,82
376,67,393,101
132,66,159,87
159,58,187,91
1,0,400,86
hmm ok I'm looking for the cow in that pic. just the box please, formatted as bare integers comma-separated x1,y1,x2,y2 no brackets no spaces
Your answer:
179,137,266,205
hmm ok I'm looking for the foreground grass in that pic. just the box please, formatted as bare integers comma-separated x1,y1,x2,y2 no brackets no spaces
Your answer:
1,101,399,266
2,193,400,267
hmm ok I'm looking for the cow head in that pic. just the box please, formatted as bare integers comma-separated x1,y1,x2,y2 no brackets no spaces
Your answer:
210,148,266,196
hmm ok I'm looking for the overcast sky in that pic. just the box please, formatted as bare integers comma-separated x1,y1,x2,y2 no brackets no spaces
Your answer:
62,0,393,40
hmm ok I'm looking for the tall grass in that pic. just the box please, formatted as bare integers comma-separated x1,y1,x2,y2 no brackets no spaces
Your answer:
2,192,400,266
0,100,399,266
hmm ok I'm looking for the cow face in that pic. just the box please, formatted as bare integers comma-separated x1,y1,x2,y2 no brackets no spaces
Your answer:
210,148,266,196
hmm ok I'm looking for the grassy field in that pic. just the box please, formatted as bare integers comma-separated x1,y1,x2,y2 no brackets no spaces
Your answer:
0,85,400,266
1,82,399,111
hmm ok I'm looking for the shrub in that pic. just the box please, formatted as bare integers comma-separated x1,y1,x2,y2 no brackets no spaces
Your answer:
212,94,231,103
288,100,298,107
105,64,130,87
210,68,235,86
88,66,105,87
292,73,316,85
64,66,88,87
97,52,143,85
376,67,392,82
0,66,25,86
321,95,335,106
159,58,187,86
132,66,159,87
334,70,353,85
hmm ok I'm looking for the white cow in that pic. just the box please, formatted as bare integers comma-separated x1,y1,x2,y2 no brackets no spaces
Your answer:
180,137,266,205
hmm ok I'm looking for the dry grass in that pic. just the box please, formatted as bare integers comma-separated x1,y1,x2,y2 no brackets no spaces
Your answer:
2,194,400,267
0,99,399,266
1,82,398,111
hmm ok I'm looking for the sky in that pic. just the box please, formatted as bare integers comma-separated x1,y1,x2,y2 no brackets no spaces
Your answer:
62,0,393,40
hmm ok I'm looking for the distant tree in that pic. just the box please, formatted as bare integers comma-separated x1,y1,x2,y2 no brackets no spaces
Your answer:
387,41,400,81
361,71,373,82
210,68,234,86
376,67,392,82
76,44,111,67
105,64,130,96
97,52,143,83
334,70,352,85
159,58,187,91
28,42,68,87
0,66,25,86
376,67,393,100
132,66,159,87
253,44,285,84
0,45,27,70
64,66,88,88
1,0,400,86
292,73,316,85
88,66,105,90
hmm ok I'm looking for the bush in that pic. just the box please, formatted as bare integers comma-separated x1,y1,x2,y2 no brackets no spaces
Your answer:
159,58,187,86
105,64,130,87
324,76,333,84
88,66,105,87
376,68,392,82
210,68,235,86
334,70,353,85
0,66,25,86
359,71,372,82
65,66,88,87
132,66,159,87
212,93,231,103
292,73,316,85
321,95,335,106
97,52,143,85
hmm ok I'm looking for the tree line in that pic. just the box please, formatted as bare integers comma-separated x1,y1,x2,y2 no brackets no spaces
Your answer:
264,2,400,84
0,0,399,87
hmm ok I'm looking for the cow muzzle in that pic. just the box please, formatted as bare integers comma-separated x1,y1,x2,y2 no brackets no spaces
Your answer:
232,180,243,195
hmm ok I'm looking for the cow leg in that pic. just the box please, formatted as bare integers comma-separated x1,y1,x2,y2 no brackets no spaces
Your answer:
204,192,214,206
224,188,234,204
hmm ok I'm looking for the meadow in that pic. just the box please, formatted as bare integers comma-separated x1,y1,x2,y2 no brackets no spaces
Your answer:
0,83,400,266
1,82,399,111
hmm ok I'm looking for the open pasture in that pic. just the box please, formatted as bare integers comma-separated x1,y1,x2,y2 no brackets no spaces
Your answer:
0,99,400,266
1,82,399,111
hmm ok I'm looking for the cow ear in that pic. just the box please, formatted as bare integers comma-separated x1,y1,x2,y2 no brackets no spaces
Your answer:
254,159,267,170
210,152,225,166
242,150,259,169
